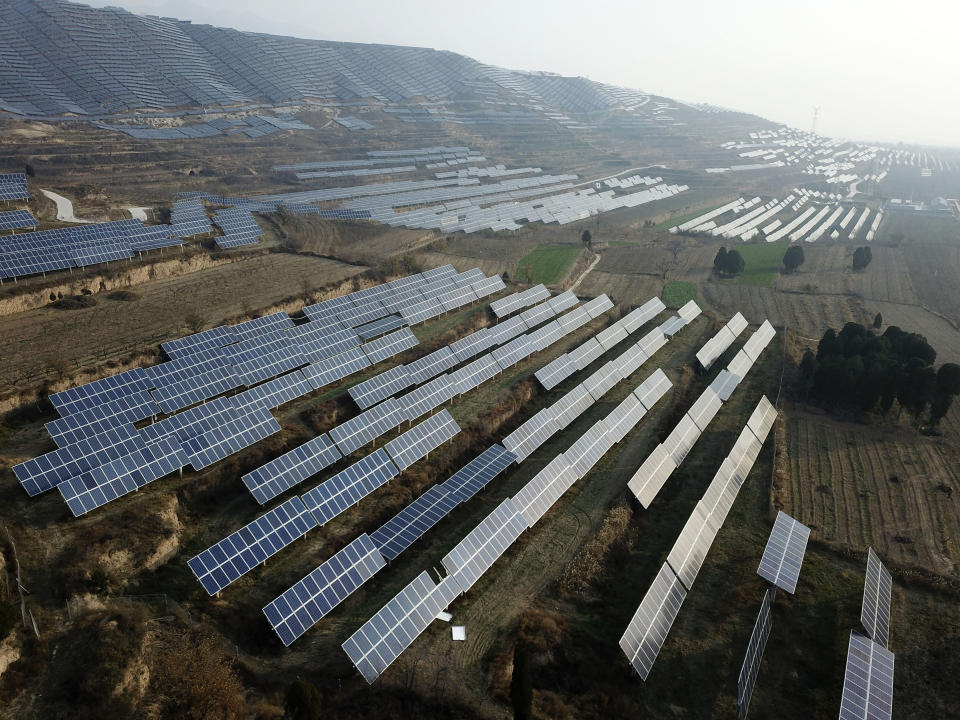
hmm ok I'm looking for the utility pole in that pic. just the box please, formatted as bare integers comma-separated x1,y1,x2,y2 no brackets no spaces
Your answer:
811,106,820,135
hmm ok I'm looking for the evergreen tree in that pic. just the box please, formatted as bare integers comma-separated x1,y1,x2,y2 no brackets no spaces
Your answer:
782,245,805,274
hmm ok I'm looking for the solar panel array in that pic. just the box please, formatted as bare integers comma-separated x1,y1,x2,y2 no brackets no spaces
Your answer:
736,587,776,719
535,297,665,390
187,497,318,595
441,498,528,593
838,631,895,720
628,319,775,508
860,548,893,648
696,312,748,370
213,208,264,249
241,434,343,505
300,448,399,525
262,534,386,647
0,173,30,201
383,410,460,471
622,396,778,681
756,511,811,594
0,209,37,231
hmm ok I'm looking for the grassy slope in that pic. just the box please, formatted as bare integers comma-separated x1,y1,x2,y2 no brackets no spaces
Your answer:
516,244,582,285
727,241,786,287
662,280,698,308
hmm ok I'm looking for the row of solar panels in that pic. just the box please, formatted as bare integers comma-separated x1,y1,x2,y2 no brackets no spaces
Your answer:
191,294,624,623
347,289,583,410
620,396,779,682
628,319,776,508
0,173,30,201
240,293,614,506
340,359,679,681
261,297,693,658
274,147,477,172
0,208,37,231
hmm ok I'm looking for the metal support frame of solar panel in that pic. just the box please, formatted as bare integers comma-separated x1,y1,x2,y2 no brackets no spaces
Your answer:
263,534,386,647
329,398,406,455
756,511,811,594
861,548,892,648
838,631,895,720
384,410,460,471
440,497,528,593
14,424,147,497
58,437,187,516
300,448,399,525
512,456,579,528
343,571,462,684
737,587,776,719
181,407,282,471
188,497,318,595
242,434,343,505
619,563,687,680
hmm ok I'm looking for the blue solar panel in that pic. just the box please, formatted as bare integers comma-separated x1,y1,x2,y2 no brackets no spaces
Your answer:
370,485,459,560
138,396,239,445
329,398,406,455
188,497,318,595
150,364,243,414
50,368,150,416
44,391,159,446
263,534,386,647
181,407,282,470
242,434,343,505
441,444,517,503
301,347,371,389
58,437,188,516
230,370,313,412
300,448,399,525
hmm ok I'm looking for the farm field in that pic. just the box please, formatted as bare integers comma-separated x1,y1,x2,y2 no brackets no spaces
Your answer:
661,280,698,308
0,253,364,393
727,241,786,286
515,244,583,285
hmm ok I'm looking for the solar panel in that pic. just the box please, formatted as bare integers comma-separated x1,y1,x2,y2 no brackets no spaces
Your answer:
491,335,534,370
696,326,736,372
50,368,150,416
398,375,457,421
150,365,243,415
502,408,558,462
449,328,494,362
441,497,528,593
263,534,386,647
348,365,413,409
659,316,686,337
746,396,777,443
757,511,811,594
596,324,629,351
737,587,776,719
45,391,159,446
471,275,507,299
546,289,579,314
401,297,444,325
242,434,343,505
139,396,238,445
568,338,604,370
563,420,613,478
231,371,313,412
687,388,723,432
528,321,564,352
583,294,614,318
612,343,648,380
861,548,893,648
384,410,460,471
583,361,623,401
619,563,687,680
627,444,678,509
512,455,578,528
14,424,145,497
552,383,595,429
619,297,666,333
406,346,458,385
181,407,282,471
556,306,592,335
362,327,418,364
633,368,672,410
301,347,371,389
728,349,755,381
666,504,717,591
743,320,776,361
535,353,578,390
331,400,407,459
370,485,459,560
441,444,517,503
300,448,399,524
604,393,648,444
57,437,187,516
636,328,667,359
188,497,318,595
677,300,701,324
449,354,501,394
342,571,462,683
663,414,702,464
838,631,895,720
486,315,527,346
519,301,556,330
490,284,549,318
709,370,741,402
437,285,478,312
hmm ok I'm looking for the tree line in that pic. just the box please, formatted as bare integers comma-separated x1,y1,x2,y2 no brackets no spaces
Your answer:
798,322,960,426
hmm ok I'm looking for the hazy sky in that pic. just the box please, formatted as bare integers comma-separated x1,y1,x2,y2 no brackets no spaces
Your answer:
87,0,959,147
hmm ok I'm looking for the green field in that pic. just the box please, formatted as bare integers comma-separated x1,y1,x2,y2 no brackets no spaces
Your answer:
727,241,787,286
661,280,698,308
516,244,582,285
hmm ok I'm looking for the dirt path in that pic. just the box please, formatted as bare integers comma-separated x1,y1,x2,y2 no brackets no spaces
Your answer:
126,207,150,221
39,189,93,223
569,252,601,292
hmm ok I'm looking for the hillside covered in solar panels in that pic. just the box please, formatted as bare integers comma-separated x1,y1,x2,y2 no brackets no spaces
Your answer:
0,0,649,117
